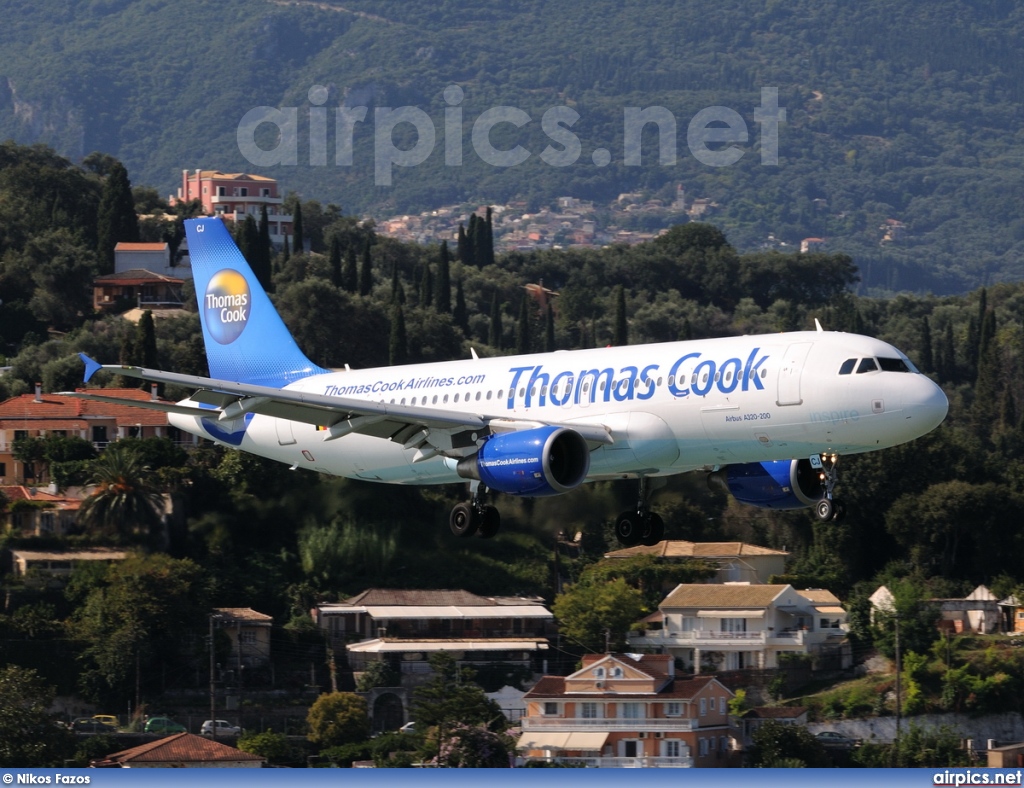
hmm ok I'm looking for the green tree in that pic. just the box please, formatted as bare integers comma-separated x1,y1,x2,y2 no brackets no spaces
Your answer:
489,292,503,349
852,724,969,768
420,263,433,308
389,304,408,366
516,296,531,355
359,240,373,296
342,246,358,293
355,660,400,691
306,692,371,748
748,719,829,767
453,278,469,334
328,234,343,288
435,241,451,313
552,577,644,653
237,730,293,764
292,201,305,253
613,285,628,346
0,665,73,767
77,441,165,542
457,222,473,266
254,204,273,290
96,161,139,274
70,554,212,705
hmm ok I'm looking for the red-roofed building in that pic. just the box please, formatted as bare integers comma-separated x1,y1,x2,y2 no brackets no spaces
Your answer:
92,732,265,768
0,387,191,485
174,169,293,248
0,485,83,536
518,654,735,768
93,269,186,312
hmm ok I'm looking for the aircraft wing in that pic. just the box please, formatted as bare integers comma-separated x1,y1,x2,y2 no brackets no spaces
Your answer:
64,355,613,456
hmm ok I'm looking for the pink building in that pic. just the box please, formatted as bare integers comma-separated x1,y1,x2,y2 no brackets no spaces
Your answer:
174,170,293,247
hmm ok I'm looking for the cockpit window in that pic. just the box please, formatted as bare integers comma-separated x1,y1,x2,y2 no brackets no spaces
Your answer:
856,357,879,374
838,359,856,375
877,356,913,373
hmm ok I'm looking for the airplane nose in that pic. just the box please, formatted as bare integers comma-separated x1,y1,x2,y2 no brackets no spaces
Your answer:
905,375,948,434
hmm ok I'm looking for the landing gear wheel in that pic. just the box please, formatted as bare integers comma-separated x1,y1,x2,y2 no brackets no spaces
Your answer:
477,506,501,539
641,513,665,546
449,502,479,537
615,511,643,547
815,498,834,522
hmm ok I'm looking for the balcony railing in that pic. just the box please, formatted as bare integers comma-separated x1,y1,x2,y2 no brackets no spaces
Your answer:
522,716,696,731
522,756,693,768
629,629,809,647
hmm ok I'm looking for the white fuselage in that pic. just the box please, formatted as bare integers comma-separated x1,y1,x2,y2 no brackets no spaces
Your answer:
168,330,948,485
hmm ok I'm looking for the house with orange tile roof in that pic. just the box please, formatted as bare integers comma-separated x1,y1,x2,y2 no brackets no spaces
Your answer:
92,732,265,768
518,653,734,768
628,584,849,673
0,485,83,536
174,169,293,248
213,607,273,672
604,540,789,584
0,387,190,485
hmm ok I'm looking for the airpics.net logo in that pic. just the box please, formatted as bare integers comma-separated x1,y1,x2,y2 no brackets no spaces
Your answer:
204,269,251,345
236,85,786,185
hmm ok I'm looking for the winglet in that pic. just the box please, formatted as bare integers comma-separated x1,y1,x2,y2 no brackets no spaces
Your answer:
79,353,104,383
814,318,824,333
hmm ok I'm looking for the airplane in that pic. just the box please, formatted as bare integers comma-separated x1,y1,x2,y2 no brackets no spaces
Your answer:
66,218,948,547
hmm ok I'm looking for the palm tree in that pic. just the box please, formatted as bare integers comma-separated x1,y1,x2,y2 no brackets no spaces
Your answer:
77,442,165,543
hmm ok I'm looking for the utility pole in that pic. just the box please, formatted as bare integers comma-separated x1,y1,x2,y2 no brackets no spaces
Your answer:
209,614,217,740
893,614,901,760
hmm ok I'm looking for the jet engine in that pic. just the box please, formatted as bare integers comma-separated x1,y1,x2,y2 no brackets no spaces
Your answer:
456,426,590,497
707,459,822,510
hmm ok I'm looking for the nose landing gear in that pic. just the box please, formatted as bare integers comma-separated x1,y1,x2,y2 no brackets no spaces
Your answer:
813,454,845,522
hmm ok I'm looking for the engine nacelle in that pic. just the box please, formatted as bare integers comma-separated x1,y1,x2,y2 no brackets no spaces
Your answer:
456,426,590,497
708,459,821,510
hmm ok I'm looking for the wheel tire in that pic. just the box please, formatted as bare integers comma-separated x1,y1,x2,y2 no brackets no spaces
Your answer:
641,513,665,546
815,498,834,522
615,511,643,547
449,502,479,537
477,506,501,539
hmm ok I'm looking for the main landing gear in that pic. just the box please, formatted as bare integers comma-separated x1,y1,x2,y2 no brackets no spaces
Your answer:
614,476,665,548
449,482,501,539
813,454,845,522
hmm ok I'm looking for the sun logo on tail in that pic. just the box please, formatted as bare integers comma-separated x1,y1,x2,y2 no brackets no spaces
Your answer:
204,269,251,345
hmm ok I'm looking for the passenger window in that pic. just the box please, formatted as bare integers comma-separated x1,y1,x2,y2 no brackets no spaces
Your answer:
476,391,481,401
454,393,460,402
486,391,492,400
839,359,856,375
857,358,879,374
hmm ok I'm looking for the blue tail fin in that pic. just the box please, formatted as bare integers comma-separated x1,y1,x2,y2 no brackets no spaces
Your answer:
185,218,327,386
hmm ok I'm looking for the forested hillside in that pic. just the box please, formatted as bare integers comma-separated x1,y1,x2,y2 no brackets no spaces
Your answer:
2,142,1024,622
2,0,1024,292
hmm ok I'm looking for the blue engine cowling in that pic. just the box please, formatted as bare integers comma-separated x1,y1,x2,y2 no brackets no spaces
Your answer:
707,459,821,509
456,426,590,497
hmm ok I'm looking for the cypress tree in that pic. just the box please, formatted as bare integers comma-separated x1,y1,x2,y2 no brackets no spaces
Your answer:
680,318,693,342
343,247,358,293
389,304,408,366
453,279,469,335
457,222,471,265
436,241,451,313
473,212,490,269
96,161,139,274
919,316,934,374
420,264,433,308
292,202,305,253
466,214,479,268
516,297,531,355
390,263,405,305
242,215,259,268
329,235,343,288
941,322,957,384
614,285,628,346
545,303,555,352
254,204,273,289
973,312,1000,429
138,309,158,391
482,206,495,267
359,240,373,296
489,292,503,350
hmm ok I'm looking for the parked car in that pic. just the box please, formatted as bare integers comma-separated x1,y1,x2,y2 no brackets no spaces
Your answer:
815,731,858,748
201,719,241,737
71,717,116,734
145,716,187,734
92,715,119,729
398,721,416,734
